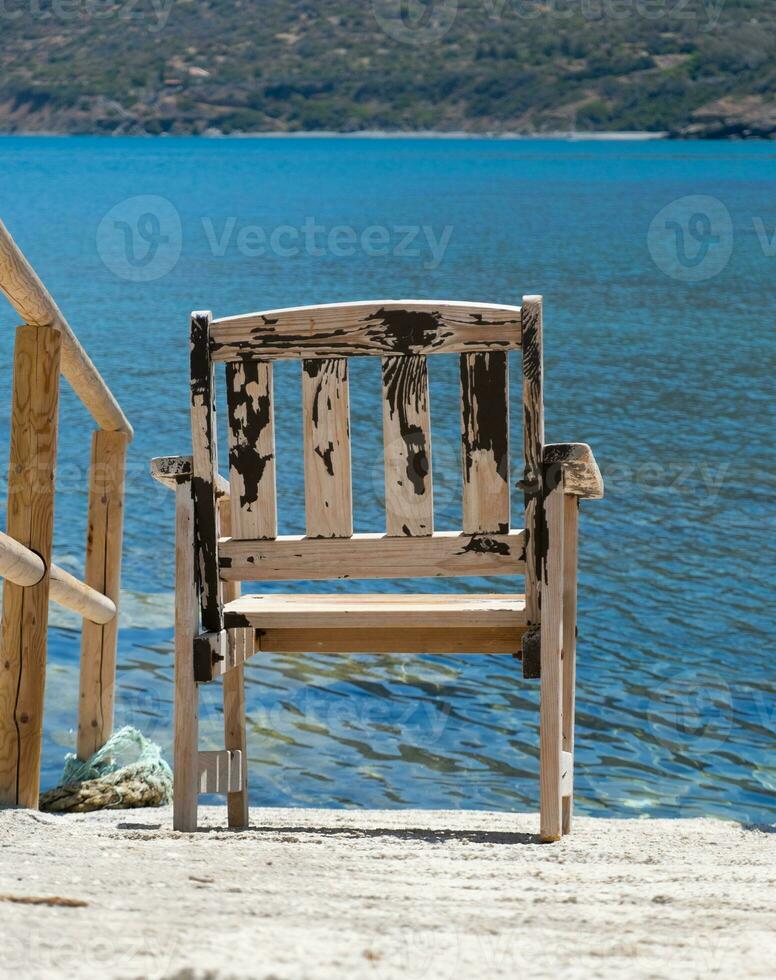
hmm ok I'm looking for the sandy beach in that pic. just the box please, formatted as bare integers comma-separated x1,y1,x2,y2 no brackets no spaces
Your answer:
1,806,773,979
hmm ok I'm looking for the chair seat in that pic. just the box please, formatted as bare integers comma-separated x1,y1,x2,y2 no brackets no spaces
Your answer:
223,592,526,630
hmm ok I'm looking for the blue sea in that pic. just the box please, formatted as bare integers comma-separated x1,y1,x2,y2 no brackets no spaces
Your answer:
0,136,773,822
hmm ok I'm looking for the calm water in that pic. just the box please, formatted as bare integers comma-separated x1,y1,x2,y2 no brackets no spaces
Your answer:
0,137,773,822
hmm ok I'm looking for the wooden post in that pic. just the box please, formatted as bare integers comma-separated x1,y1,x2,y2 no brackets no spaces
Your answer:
0,325,61,808
174,480,199,832
77,430,128,760
218,496,249,829
539,478,565,843
561,494,579,835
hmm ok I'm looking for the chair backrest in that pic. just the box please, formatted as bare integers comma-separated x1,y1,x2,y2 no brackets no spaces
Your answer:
189,298,545,636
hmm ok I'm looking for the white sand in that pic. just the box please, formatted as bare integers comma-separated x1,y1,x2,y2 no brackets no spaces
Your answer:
1,806,773,979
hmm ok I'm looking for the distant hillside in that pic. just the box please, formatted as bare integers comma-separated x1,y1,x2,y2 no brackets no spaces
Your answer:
1,0,775,137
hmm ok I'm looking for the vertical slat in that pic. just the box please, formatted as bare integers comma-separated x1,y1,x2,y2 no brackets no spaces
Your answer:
539,480,564,843
225,360,277,539
190,310,222,632
521,295,544,632
561,493,579,835
0,325,61,808
174,481,199,832
381,354,433,536
302,358,352,538
218,495,249,829
460,350,509,534
77,429,128,760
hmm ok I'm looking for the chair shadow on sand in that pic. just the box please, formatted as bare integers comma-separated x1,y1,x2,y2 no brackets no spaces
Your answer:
116,821,542,845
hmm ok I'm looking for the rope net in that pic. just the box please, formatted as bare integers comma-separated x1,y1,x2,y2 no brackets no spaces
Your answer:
40,726,172,813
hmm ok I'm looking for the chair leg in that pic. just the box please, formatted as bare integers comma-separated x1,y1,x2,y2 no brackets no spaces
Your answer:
561,495,579,836
173,482,199,832
224,653,249,829
539,483,565,842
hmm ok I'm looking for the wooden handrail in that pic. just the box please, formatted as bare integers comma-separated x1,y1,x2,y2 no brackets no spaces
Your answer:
0,530,116,625
0,529,46,586
0,219,134,439
50,565,117,626
0,224,132,807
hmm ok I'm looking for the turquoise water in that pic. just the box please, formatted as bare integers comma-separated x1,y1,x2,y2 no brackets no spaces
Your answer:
0,137,773,821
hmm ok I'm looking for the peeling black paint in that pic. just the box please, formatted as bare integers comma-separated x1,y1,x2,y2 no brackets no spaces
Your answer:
224,612,252,629
190,311,223,633
366,308,444,354
520,300,545,624
461,535,510,556
521,627,541,679
209,302,523,362
225,360,274,512
382,354,430,498
521,307,542,389
460,350,509,486
315,442,335,477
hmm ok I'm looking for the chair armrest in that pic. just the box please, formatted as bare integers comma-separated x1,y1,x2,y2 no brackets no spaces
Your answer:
150,455,230,497
543,443,604,499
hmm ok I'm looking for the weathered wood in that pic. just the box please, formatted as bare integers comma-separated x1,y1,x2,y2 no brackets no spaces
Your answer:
0,530,45,587
255,627,524,655
223,593,527,631
460,350,510,534
520,625,541,680
150,455,229,496
193,630,228,683
217,496,249,828
50,565,116,626
0,325,61,808
0,219,133,437
302,357,352,538
381,354,433,536
0,531,115,623
544,442,604,499
198,749,243,794
225,360,277,539
77,430,128,760
190,311,223,633
210,300,523,361
521,295,544,631
219,530,526,582
539,481,565,843
173,481,199,832
562,494,579,834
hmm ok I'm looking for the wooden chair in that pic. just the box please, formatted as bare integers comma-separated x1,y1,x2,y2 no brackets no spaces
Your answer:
151,296,603,841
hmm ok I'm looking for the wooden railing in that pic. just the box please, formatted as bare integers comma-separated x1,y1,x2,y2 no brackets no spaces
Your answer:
0,219,132,809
